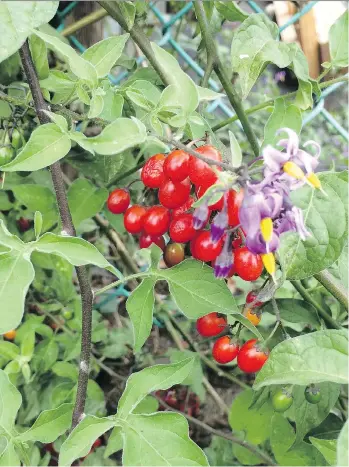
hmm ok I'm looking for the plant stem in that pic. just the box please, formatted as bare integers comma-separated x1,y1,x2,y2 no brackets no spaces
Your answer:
155,396,276,466
291,281,341,329
61,8,108,37
95,272,146,296
314,270,348,311
106,160,145,188
19,41,94,430
98,1,170,87
193,0,260,157
212,76,349,132
201,54,215,88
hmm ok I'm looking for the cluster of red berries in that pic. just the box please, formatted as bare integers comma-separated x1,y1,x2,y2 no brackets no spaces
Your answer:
106,146,264,279
196,295,269,372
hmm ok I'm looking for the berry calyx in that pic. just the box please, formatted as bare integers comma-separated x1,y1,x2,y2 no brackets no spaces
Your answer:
171,196,195,219
196,180,224,211
139,233,165,251
243,308,261,326
188,145,222,186
107,188,130,214
272,388,293,412
305,385,322,404
212,336,240,364
124,205,147,234
164,149,190,182
141,154,166,188
237,339,269,373
164,243,185,267
231,230,244,249
246,291,263,308
159,178,191,209
227,189,244,227
190,231,223,262
234,247,263,281
169,213,197,243
196,312,227,337
143,206,170,236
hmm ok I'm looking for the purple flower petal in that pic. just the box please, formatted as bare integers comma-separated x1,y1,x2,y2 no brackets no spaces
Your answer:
193,204,209,230
211,211,228,242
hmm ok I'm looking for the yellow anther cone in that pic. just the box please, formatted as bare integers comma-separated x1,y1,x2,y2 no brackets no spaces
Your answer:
306,173,328,196
261,253,276,281
260,217,273,242
283,161,305,180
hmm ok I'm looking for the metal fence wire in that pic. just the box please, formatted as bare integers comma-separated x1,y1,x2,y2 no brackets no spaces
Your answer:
56,1,348,306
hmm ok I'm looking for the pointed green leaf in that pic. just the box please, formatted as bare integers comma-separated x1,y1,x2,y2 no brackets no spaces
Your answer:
0,370,22,431
263,98,302,147
34,211,43,239
104,426,123,458
29,33,49,80
309,437,337,465
337,420,348,467
329,11,348,67
229,130,242,168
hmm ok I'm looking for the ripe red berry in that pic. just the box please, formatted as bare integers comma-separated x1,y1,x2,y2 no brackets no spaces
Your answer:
188,145,222,186
169,214,196,243
164,149,190,182
234,247,263,281
139,233,165,251
107,188,130,214
124,205,147,234
159,178,191,209
143,206,170,236
196,179,224,211
237,339,269,373
190,230,223,262
227,189,244,227
164,243,185,267
92,439,102,449
17,217,31,232
141,154,166,188
196,312,227,337
212,336,240,364
246,291,263,308
171,196,195,219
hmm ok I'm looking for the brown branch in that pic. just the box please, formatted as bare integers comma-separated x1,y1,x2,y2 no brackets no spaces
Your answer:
19,41,93,429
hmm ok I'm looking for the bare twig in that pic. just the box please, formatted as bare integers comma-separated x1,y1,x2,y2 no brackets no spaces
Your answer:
19,41,93,429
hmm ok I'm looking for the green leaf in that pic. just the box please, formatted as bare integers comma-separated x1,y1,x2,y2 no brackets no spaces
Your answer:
0,1,58,63
262,299,319,328
121,412,208,466
271,414,322,466
329,11,348,67
196,86,224,102
152,43,199,115
330,243,348,289
0,370,22,431
1,124,71,172
21,329,35,359
0,440,20,466
169,350,205,401
337,420,348,467
67,178,108,228
215,1,248,22
310,437,337,466
279,171,348,279
34,30,98,85
0,341,19,360
132,395,159,415
12,184,58,231
204,436,235,466
126,277,156,352
34,211,43,239
99,90,124,121
52,362,78,381
88,117,147,156
229,131,242,168
263,98,302,147
88,89,104,119
82,35,129,78
40,70,77,104
104,426,123,458
18,403,73,443
0,252,35,334
29,33,49,80
59,416,115,467
292,383,340,445
117,359,195,419
34,233,113,271
118,2,135,29
254,330,348,389
229,389,274,444
42,110,69,132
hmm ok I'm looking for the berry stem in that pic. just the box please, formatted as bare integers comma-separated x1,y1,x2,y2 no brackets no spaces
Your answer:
95,272,148,296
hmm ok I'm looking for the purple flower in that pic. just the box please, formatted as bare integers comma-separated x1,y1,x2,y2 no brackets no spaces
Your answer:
214,235,233,279
193,204,209,230
246,231,280,255
274,207,310,241
210,193,228,242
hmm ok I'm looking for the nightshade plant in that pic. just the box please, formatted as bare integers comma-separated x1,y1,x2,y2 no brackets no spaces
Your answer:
0,1,348,466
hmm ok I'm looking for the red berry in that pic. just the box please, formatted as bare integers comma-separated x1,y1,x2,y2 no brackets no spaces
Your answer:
237,339,269,373
92,439,102,449
107,188,130,214
139,233,165,251
227,189,244,227
124,205,147,234
190,230,223,262
196,312,227,337
188,145,222,186
232,230,243,249
164,243,185,267
141,154,166,188
159,178,191,209
196,179,224,211
143,206,170,236
234,247,263,281
212,336,240,364
164,149,190,182
246,291,263,308
172,196,195,219
169,214,196,243
17,217,31,232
